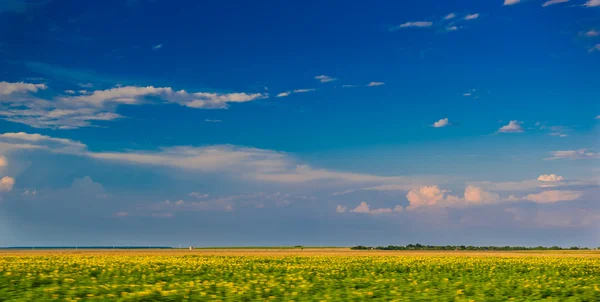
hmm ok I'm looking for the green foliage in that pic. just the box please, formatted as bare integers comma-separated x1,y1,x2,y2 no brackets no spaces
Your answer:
1,254,600,301
351,244,588,251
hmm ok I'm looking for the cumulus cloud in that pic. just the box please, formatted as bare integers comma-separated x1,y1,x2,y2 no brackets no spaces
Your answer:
314,75,336,83
397,21,433,28
524,190,582,203
276,91,291,98
542,0,569,6
497,120,524,133
406,185,502,209
0,81,47,95
584,0,600,7
367,82,384,87
537,174,564,182
464,13,479,20
504,0,521,5
0,83,266,129
432,118,449,128
444,13,456,20
349,201,399,214
546,149,599,160
0,176,15,192
336,205,347,213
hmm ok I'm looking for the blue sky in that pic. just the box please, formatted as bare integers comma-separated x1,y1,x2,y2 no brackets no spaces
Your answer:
0,0,598,247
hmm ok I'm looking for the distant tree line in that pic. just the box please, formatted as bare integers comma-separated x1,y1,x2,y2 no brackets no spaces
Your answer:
350,244,592,251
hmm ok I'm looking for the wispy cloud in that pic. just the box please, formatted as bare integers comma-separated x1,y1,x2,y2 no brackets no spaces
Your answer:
524,190,582,203
446,26,459,32
497,120,524,133
542,0,569,6
545,149,599,160
341,84,356,88
504,0,521,5
78,83,93,88
293,88,316,93
276,91,291,98
582,30,599,37
152,44,163,50
444,13,456,20
464,13,479,20
432,118,449,128
394,21,433,30
589,44,600,53
367,82,385,87
314,75,336,83
583,0,600,7
204,119,221,123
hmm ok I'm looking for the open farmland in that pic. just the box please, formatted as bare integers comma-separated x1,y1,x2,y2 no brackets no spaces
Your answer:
1,249,600,301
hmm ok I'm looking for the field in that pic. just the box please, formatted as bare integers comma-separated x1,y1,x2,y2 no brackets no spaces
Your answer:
1,249,600,301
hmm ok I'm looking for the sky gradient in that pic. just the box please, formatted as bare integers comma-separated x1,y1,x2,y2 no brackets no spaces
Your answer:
0,0,599,247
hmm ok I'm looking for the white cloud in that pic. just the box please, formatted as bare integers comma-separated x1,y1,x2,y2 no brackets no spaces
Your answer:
444,13,456,20
367,82,384,87
314,75,336,83
398,21,433,28
596,115,600,119
64,90,75,94
589,44,600,53
406,185,503,209
546,149,599,160
504,0,521,5
446,26,458,32
0,81,46,95
524,190,582,203
537,174,564,182
432,118,449,128
0,176,15,192
152,44,163,50
23,189,36,196
276,91,291,98
349,201,397,214
542,0,569,6
584,0,600,7
188,192,208,199
497,120,524,133
336,205,347,213
463,93,471,96
341,84,356,88
78,83,94,88
583,30,599,37
0,132,86,153
464,13,479,20
292,89,315,93
0,84,266,129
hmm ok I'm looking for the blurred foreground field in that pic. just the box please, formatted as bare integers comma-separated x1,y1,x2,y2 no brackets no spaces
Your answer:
1,249,600,301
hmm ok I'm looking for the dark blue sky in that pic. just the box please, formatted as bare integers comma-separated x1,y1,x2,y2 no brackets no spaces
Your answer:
0,0,598,247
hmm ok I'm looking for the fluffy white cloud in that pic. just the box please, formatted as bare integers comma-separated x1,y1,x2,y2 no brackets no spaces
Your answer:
498,120,523,133
524,190,582,203
406,185,503,209
464,13,479,20
314,75,336,83
336,205,347,213
276,91,291,98
546,149,598,160
584,0,600,7
349,201,399,214
398,21,433,28
0,176,15,192
542,0,569,6
367,82,384,87
537,174,564,182
433,118,449,128
444,13,456,20
504,0,521,5
0,81,47,95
